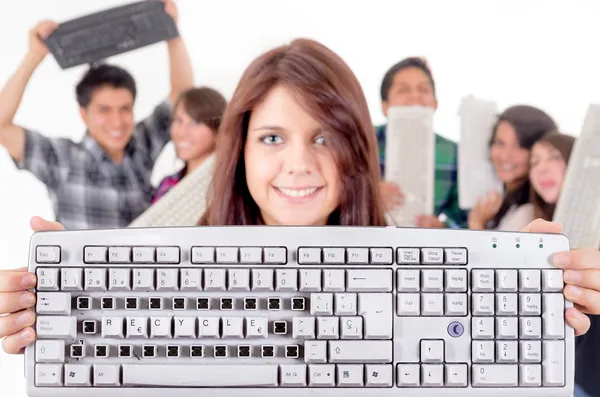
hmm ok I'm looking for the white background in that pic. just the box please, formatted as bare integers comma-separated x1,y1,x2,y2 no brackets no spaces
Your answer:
1,0,599,393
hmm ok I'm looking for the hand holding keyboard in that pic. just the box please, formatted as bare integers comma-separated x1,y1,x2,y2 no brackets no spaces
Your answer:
26,226,574,396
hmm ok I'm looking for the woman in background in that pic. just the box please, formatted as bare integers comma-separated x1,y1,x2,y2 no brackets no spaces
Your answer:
152,87,227,203
468,105,556,230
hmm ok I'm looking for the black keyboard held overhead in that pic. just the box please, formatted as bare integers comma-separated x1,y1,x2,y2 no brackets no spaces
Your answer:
44,0,179,69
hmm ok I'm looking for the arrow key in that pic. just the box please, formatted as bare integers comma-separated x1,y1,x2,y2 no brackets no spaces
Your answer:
445,363,468,387
397,364,420,386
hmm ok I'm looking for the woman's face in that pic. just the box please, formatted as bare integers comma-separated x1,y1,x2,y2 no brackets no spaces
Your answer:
529,142,567,204
244,85,340,226
170,104,216,162
490,121,530,184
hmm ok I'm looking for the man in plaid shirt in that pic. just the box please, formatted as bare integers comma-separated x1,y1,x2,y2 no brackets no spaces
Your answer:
376,57,468,228
0,0,194,230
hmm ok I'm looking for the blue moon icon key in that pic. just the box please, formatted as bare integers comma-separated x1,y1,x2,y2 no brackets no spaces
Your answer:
448,321,464,337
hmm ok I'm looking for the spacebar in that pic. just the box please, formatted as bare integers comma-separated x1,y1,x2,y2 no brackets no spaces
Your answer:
122,364,279,387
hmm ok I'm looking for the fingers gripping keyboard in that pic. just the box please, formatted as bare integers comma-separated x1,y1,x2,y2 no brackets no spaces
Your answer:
26,226,574,397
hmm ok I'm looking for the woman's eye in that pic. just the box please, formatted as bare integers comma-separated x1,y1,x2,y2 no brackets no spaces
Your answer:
261,135,283,144
314,136,326,145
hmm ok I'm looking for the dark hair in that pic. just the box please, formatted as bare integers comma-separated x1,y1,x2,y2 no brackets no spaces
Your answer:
380,57,435,101
487,105,557,229
75,64,136,107
199,38,387,226
530,132,575,221
174,87,227,133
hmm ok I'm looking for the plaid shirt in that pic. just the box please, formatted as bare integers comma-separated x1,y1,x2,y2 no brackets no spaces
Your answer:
376,124,468,228
14,100,172,230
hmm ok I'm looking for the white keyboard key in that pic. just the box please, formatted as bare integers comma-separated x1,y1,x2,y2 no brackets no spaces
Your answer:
340,316,362,339
397,269,420,292
263,247,286,264
472,317,495,339
472,269,494,292
60,268,83,291
179,269,202,291
299,269,322,292
542,269,564,292
102,317,124,338
93,364,121,386
472,341,494,363
519,269,541,292
445,293,467,316
496,293,518,316
472,293,494,315
280,365,307,386
35,340,65,363
64,364,92,386
109,247,131,263
84,246,107,263
308,364,335,386
228,269,250,291
520,341,542,363
304,340,327,363
127,317,148,338
519,364,542,387
359,293,392,339
421,248,443,264
322,248,345,264
397,248,419,264
421,294,444,316
445,269,467,292
370,248,393,264
240,247,262,263
421,364,444,386
35,364,63,386
397,364,420,386
275,269,298,291
109,268,131,291
310,293,333,315
397,293,420,316
496,317,518,339
174,317,196,338
246,317,268,338
421,339,444,363
421,269,444,292
222,317,244,338
365,364,393,387
36,246,61,264
543,340,565,386
36,292,71,315
472,365,518,386
251,269,274,291
328,340,392,363
36,316,76,339
336,364,364,386
132,268,154,291
317,317,339,339
156,268,178,291
84,268,106,291
204,269,226,291
496,269,518,292
298,248,321,264
323,269,345,291
37,268,59,291
519,293,541,315
191,246,214,263
216,247,238,263
133,247,155,263
444,248,467,265
334,293,357,315
346,248,368,264
496,340,518,363
122,364,278,387
347,269,392,292
520,317,542,339
446,364,468,387
292,317,315,339
198,317,220,338
543,293,565,339
157,246,180,263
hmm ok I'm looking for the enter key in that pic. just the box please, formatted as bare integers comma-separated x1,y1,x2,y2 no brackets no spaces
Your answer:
358,293,392,339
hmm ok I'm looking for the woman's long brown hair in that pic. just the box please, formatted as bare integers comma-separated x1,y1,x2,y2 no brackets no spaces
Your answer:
199,39,387,226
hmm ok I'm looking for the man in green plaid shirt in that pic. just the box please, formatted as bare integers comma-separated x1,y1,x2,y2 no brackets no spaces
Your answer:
376,57,468,228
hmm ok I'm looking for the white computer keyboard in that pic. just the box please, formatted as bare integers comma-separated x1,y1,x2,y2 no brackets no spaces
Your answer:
384,106,435,226
26,226,574,396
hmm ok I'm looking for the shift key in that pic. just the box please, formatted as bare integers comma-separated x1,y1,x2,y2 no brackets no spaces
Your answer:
37,316,77,339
